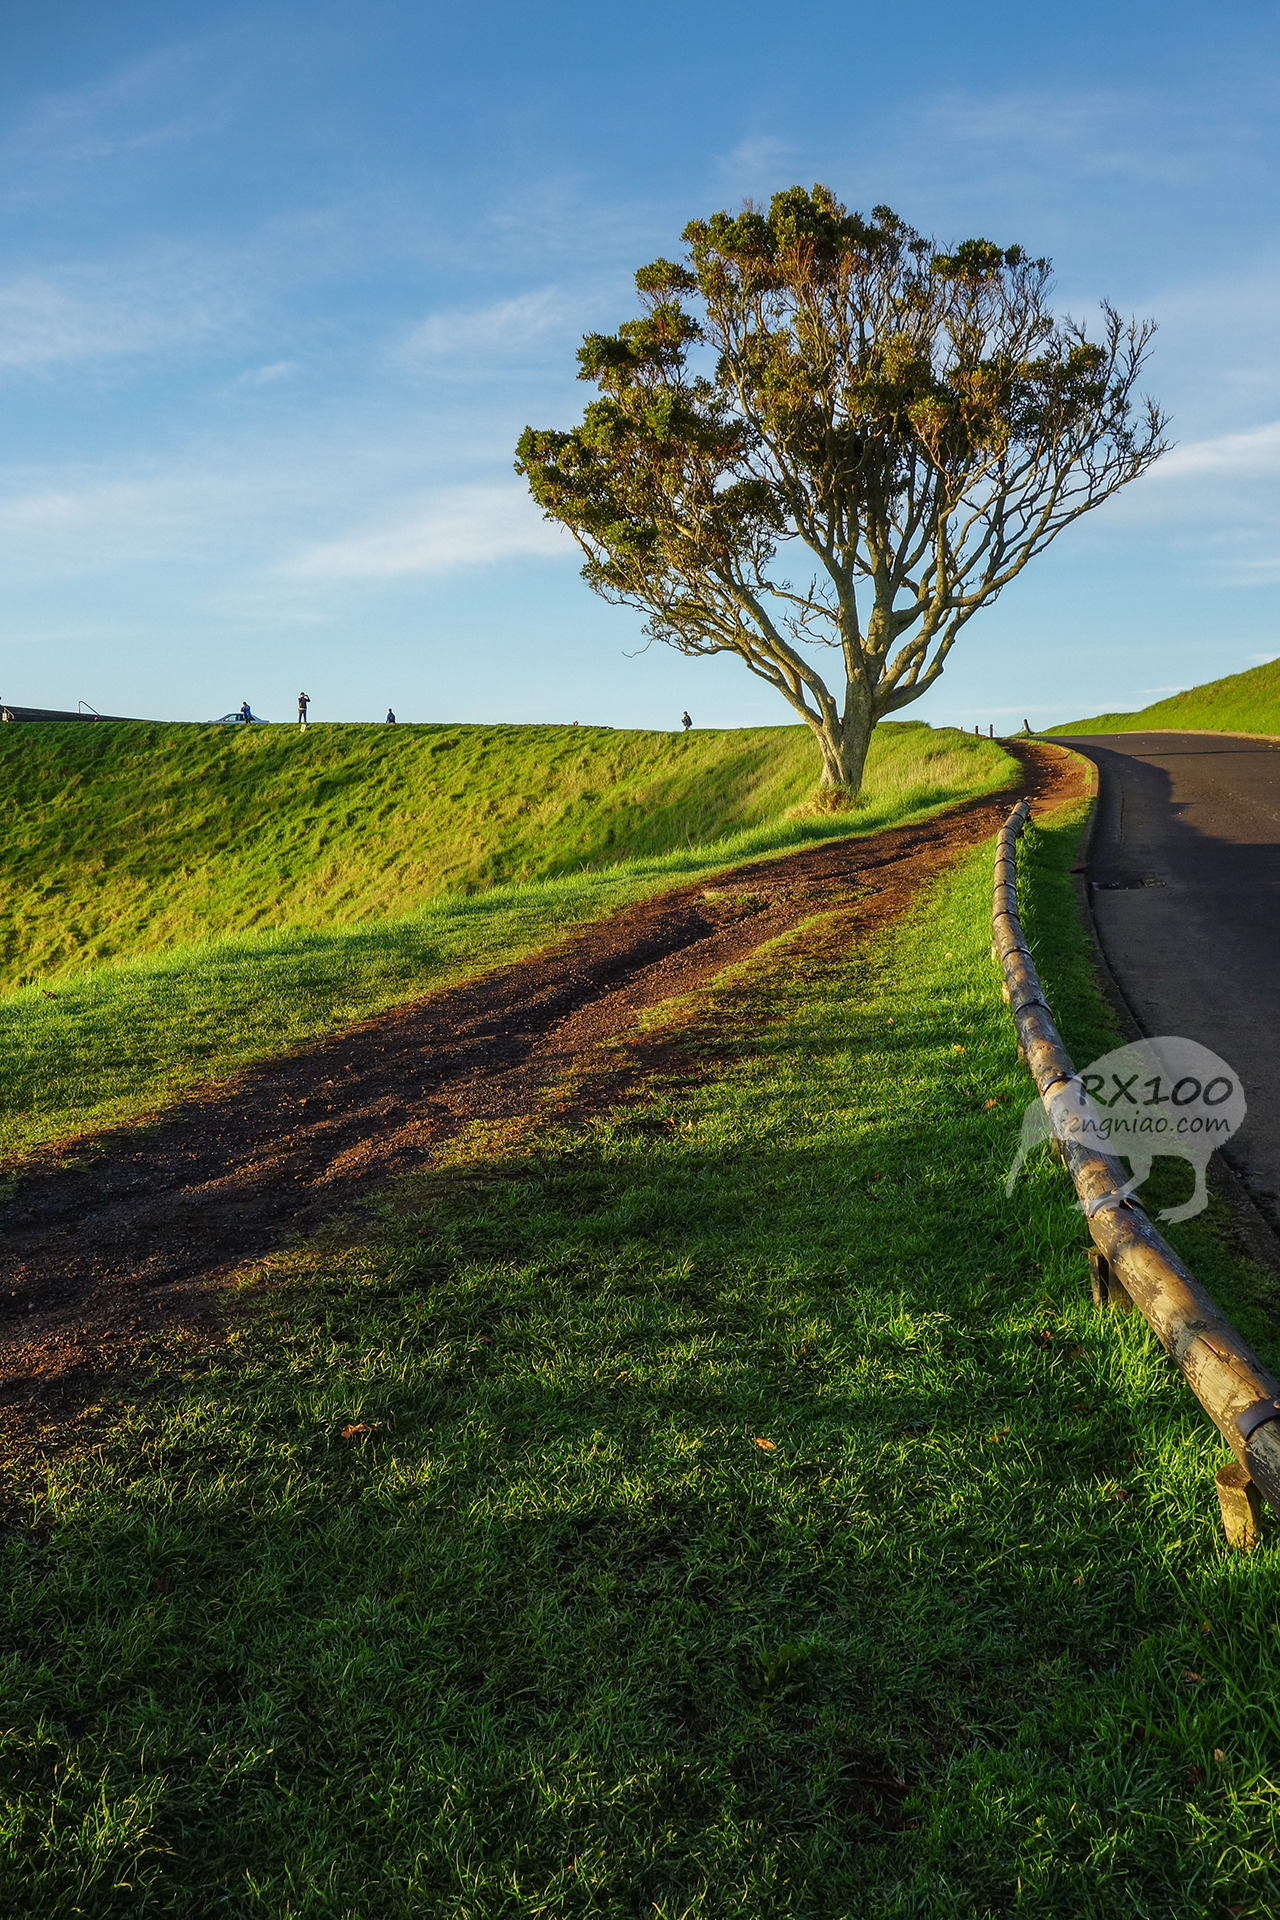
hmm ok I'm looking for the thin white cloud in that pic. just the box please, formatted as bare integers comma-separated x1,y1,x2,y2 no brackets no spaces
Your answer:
1153,419,1280,481
713,135,801,198
233,360,300,387
921,87,1236,191
397,289,566,363
0,450,342,574
286,486,574,580
0,39,239,189
0,477,179,540
0,259,244,371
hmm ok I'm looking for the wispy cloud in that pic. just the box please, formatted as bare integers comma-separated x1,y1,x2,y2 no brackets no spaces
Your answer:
921,88,1234,191
397,289,566,363
0,39,240,189
0,476,183,541
0,470,244,571
712,135,801,199
0,257,244,371
1153,419,1280,481
284,486,574,579
233,360,300,387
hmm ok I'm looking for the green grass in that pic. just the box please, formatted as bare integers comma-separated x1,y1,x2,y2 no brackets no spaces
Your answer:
4,795,1280,1917
1055,654,1280,737
0,724,1014,1164
0,718,1005,992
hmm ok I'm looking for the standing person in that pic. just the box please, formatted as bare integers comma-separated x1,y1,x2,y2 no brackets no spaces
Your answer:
298,692,310,728
681,710,692,730
385,707,396,725
239,700,251,724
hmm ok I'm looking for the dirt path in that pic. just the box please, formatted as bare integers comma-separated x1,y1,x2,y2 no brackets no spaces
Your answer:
0,744,1086,1437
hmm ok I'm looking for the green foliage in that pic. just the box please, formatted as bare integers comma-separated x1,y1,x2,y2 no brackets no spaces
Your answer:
1056,655,1280,738
0,723,1013,1161
3,811,1278,1916
518,184,1166,789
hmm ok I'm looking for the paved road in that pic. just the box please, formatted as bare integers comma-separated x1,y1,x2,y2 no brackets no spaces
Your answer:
1052,731,1280,1235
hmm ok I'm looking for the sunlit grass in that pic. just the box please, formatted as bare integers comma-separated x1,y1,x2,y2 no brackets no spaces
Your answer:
1056,653,1280,737
3,800,1279,1916
0,716,1011,991
0,724,1015,1163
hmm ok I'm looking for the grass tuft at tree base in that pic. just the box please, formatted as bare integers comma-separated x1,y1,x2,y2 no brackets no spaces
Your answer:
3,793,1279,1916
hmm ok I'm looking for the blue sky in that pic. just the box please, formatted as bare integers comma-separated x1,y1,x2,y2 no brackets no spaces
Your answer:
1,0,1278,728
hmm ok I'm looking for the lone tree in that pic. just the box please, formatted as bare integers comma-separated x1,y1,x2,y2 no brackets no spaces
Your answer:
516,186,1167,791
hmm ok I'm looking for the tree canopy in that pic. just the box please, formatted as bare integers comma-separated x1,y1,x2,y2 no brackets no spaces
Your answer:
516,186,1167,789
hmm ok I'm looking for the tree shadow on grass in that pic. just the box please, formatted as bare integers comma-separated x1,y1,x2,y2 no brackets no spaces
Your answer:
6,1088,1277,1912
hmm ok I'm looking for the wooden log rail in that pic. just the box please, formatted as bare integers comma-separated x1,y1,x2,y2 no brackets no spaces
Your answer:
994,798,1280,1546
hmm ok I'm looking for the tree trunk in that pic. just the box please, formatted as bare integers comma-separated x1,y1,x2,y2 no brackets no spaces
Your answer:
811,708,872,792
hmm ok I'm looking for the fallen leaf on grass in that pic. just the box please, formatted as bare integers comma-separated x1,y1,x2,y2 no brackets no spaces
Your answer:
1180,1670,1203,1687
340,1423,371,1441
1073,1575,1084,1587
952,1044,966,1054
1214,1748,1226,1762
986,1427,1011,1443
1185,1764,1205,1789
983,1098,1000,1109
753,1437,778,1452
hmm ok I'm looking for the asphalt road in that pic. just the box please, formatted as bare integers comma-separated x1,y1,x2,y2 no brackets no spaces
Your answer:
1051,731,1280,1236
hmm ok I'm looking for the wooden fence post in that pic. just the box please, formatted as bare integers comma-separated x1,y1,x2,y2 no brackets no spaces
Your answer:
995,799,1280,1540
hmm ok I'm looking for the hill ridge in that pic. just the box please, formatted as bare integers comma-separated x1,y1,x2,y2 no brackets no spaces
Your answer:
1054,654,1280,736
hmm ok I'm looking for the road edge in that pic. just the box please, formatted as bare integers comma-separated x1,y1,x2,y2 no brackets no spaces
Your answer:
1048,741,1280,1279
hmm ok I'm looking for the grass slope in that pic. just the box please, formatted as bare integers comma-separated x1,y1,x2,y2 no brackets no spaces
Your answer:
0,719,998,992
0,724,1013,1163
4,797,1280,1917
1056,654,1280,737
4,718,812,988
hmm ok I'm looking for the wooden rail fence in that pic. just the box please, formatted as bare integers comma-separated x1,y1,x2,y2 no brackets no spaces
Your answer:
994,797,1280,1548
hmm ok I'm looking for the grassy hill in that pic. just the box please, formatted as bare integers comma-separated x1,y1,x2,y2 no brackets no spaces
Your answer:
1054,654,1280,736
0,719,1015,1158
0,718,1005,992
11,796,1280,1916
